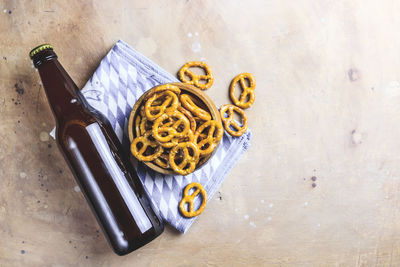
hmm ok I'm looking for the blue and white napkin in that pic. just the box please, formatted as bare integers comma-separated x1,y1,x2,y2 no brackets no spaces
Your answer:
80,40,252,233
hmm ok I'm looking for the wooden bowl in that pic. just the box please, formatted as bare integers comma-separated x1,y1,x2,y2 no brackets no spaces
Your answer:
128,82,222,175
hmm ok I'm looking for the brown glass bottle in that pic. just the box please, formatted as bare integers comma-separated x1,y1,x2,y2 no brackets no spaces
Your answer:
29,44,164,256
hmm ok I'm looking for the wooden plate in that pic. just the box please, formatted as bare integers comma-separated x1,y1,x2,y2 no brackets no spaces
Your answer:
128,82,222,175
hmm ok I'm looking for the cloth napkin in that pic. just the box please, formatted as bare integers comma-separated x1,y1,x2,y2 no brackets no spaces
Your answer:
80,40,252,233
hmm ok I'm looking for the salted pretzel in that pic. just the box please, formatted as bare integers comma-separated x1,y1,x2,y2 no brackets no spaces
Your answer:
178,61,214,90
153,152,170,169
180,94,211,121
145,90,179,120
157,137,179,149
135,115,141,137
131,132,164,161
229,73,256,109
194,120,223,155
177,129,195,143
157,129,195,149
152,110,190,143
178,106,196,132
169,142,200,175
144,84,181,101
220,104,248,137
179,182,207,218
186,93,204,107
139,116,153,136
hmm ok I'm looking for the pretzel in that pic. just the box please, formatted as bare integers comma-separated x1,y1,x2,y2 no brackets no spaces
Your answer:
145,90,179,121
186,93,205,107
157,129,195,148
135,115,141,137
178,106,196,132
178,61,214,90
157,137,179,149
180,94,211,121
198,133,208,141
194,120,223,155
144,84,181,101
131,132,164,161
193,116,207,129
220,104,248,137
152,110,190,143
139,116,153,135
179,182,207,217
153,152,170,169
229,73,256,109
169,142,200,175
152,116,191,148
177,129,195,143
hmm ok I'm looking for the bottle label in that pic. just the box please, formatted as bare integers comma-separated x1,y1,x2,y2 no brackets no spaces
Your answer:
86,123,152,233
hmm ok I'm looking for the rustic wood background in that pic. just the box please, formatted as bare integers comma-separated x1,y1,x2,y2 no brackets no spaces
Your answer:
1,0,400,266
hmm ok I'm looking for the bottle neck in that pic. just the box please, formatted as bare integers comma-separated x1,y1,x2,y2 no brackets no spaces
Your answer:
32,49,58,68
34,50,85,121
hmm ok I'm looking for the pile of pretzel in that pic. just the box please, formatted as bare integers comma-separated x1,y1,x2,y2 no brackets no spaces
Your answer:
130,84,223,176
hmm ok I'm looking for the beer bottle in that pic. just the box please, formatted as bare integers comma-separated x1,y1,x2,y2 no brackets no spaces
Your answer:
29,44,164,256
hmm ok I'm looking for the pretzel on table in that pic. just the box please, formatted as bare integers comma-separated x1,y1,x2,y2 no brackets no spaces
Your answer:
178,61,214,90
220,104,248,137
229,73,256,109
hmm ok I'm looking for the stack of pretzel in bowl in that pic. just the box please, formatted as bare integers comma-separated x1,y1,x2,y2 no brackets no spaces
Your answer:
128,83,223,176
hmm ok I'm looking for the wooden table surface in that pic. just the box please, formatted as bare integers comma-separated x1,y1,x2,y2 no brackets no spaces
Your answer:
2,0,400,266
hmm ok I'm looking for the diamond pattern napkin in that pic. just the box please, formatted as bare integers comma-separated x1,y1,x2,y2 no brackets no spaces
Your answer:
80,40,252,233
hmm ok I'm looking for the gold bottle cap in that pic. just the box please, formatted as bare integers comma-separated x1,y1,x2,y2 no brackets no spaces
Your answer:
29,44,53,59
